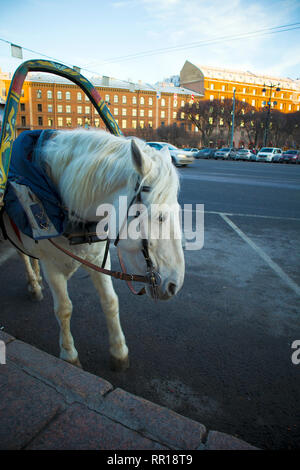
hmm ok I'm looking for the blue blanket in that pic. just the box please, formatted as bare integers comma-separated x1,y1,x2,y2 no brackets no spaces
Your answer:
4,130,67,240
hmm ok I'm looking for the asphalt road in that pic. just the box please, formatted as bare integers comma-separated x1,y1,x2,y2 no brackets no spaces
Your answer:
1,159,300,449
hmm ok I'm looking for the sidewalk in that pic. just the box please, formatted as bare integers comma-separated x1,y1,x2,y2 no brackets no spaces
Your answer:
0,330,258,450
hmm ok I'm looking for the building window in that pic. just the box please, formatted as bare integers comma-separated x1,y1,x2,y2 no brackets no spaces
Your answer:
140,109,144,117
252,100,255,106
243,88,246,94
140,120,144,128
240,120,245,127
149,97,153,105
77,92,82,101
38,116,43,126
122,119,127,129
181,100,184,106
57,117,63,127
210,95,214,101
132,109,137,116
209,117,213,124
173,111,177,119
132,96,137,104
122,95,127,104
279,103,283,110
77,117,83,126
173,100,177,107
140,96,144,105
114,95,118,103
220,118,224,126
161,110,165,118
57,105,63,113
66,105,71,113
105,94,110,102
122,108,127,116
66,91,71,100
288,104,292,111
180,112,184,119
253,89,256,95
148,109,153,117
57,91,62,100
132,120,137,129
47,90,52,99
66,117,72,127
48,118,53,127
37,89,42,99
77,106,82,114
149,121,153,128
210,84,214,90
85,106,90,114
48,104,53,112
37,103,42,112
221,96,225,101
161,98,165,106
95,119,100,127
20,103,25,111
21,116,26,127
114,108,118,115
85,94,89,101
222,85,225,91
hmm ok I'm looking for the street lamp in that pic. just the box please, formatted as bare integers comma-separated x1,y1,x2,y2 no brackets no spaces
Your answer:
262,83,280,146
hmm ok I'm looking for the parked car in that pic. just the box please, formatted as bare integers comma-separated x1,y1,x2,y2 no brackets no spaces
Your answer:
282,149,300,163
196,148,217,159
146,142,194,167
256,147,282,162
234,149,257,161
214,147,237,159
183,148,199,157
272,153,285,163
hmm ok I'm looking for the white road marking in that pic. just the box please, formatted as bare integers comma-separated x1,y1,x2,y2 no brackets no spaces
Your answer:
183,208,300,221
220,213,300,297
0,246,16,266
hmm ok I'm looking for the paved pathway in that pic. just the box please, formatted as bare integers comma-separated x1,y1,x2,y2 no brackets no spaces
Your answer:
0,330,257,450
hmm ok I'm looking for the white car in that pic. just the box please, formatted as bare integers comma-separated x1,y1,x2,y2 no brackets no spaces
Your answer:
146,142,194,167
256,147,282,162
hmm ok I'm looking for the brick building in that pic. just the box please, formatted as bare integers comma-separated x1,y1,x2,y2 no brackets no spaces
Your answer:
0,69,201,136
180,61,300,113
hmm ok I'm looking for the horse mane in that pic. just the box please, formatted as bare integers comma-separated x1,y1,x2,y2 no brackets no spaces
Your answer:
44,129,179,219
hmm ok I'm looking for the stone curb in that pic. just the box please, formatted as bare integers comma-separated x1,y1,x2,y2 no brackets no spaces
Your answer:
0,330,259,450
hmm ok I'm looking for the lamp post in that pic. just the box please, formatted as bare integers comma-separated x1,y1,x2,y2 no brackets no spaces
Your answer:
230,87,236,148
262,83,280,146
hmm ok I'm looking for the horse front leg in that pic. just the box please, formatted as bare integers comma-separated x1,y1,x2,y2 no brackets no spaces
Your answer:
84,255,129,371
18,252,43,301
41,260,81,368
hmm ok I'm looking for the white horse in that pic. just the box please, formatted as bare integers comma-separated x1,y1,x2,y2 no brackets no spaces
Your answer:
3,129,185,370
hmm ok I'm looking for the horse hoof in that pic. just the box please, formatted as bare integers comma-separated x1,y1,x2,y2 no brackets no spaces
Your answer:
110,354,130,372
69,357,83,369
30,290,44,302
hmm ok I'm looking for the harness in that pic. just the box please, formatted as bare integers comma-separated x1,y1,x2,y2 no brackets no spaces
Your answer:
48,181,161,297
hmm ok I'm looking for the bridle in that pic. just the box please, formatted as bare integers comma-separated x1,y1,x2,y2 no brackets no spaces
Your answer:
49,179,161,298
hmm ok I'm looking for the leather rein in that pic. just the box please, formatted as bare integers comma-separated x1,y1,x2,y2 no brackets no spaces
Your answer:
49,181,161,297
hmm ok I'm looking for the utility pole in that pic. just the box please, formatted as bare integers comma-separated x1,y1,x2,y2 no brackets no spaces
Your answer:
262,83,280,146
230,87,236,148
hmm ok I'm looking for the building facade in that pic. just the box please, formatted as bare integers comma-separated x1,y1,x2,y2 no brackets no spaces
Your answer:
0,70,201,136
180,61,300,113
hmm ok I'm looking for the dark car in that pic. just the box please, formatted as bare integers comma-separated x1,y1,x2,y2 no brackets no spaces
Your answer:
196,148,216,159
282,149,300,163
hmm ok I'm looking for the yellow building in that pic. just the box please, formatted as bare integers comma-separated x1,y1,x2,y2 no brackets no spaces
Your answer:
180,61,300,113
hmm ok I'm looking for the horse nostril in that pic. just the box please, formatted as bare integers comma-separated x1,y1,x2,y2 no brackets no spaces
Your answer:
167,282,177,296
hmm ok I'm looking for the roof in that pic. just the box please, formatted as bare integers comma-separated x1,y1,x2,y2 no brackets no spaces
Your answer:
25,72,201,96
192,62,300,91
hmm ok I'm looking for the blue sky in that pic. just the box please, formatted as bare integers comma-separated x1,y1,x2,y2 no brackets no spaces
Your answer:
0,0,299,83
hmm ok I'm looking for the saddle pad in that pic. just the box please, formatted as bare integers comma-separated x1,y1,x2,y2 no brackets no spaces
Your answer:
4,130,67,240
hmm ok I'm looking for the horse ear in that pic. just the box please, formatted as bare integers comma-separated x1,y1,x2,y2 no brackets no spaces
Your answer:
131,139,151,176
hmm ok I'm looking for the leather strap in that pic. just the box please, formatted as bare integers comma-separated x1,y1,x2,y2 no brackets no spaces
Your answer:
48,238,151,285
